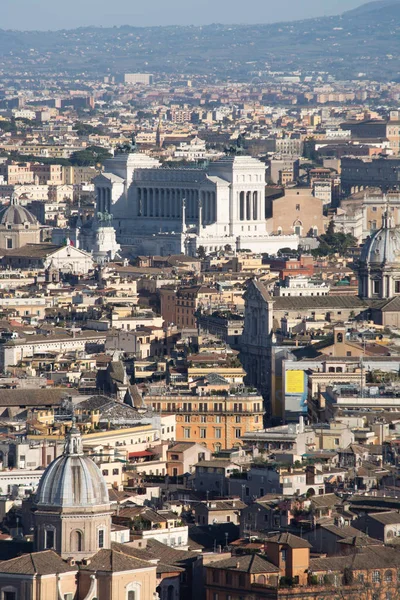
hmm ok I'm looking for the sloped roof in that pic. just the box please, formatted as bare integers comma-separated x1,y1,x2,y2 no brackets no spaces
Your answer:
266,532,311,548
367,511,400,525
0,388,68,407
311,494,342,509
145,538,200,567
207,553,279,574
0,550,77,575
310,545,400,572
81,549,154,573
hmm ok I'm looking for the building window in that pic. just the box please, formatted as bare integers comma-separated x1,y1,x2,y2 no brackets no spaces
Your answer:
113,468,119,475
102,469,109,476
239,574,245,587
184,428,190,439
3,591,17,600
98,529,104,549
215,415,222,423
296,204,300,211
45,528,55,549
184,415,191,423
395,281,400,294
215,429,222,439
235,429,242,438
6,239,12,249
235,415,241,423
201,415,207,423
212,570,219,583
281,549,287,562
372,570,381,583
373,280,380,294
200,428,206,439
385,570,393,582
71,530,83,552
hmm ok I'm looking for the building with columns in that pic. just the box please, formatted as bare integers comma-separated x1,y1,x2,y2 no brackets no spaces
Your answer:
90,150,299,256
358,210,400,299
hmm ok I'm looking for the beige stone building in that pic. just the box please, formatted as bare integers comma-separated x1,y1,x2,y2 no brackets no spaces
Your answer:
266,188,326,237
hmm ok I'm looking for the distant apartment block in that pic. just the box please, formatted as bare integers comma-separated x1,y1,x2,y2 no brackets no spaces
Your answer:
123,73,154,85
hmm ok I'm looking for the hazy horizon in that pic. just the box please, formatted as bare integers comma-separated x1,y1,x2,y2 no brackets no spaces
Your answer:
0,0,367,31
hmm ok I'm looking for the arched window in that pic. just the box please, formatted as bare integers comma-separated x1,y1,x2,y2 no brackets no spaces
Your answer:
126,582,141,600
1,586,18,600
337,333,343,343
385,570,393,582
71,530,83,552
257,575,266,584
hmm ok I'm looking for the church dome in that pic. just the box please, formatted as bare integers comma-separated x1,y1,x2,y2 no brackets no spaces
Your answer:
35,425,109,509
0,204,38,226
360,212,400,265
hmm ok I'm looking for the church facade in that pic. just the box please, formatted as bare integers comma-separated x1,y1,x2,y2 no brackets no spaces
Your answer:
86,151,299,257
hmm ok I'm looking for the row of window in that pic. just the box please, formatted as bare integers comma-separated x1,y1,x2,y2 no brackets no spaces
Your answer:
212,571,247,587
102,468,120,476
44,527,105,551
184,428,241,439
184,415,252,424
155,403,261,413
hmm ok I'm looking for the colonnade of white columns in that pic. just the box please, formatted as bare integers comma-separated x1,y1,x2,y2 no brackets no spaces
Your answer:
136,187,216,225
238,190,261,221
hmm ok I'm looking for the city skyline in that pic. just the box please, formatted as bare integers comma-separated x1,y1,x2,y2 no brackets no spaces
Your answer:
1,0,366,30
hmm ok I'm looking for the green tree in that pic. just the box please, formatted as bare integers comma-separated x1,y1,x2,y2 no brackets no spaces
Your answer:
197,246,206,260
69,145,111,167
74,122,104,136
312,220,357,257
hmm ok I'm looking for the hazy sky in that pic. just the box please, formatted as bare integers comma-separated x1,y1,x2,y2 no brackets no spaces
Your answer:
0,0,365,30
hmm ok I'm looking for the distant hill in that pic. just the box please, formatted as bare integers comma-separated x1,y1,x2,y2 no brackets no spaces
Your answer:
0,1,399,81
344,0,400,16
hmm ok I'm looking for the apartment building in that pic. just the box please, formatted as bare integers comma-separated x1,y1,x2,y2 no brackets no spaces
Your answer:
145,391,264,451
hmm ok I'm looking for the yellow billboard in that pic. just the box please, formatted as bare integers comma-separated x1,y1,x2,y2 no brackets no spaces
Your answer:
286,370,305,394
